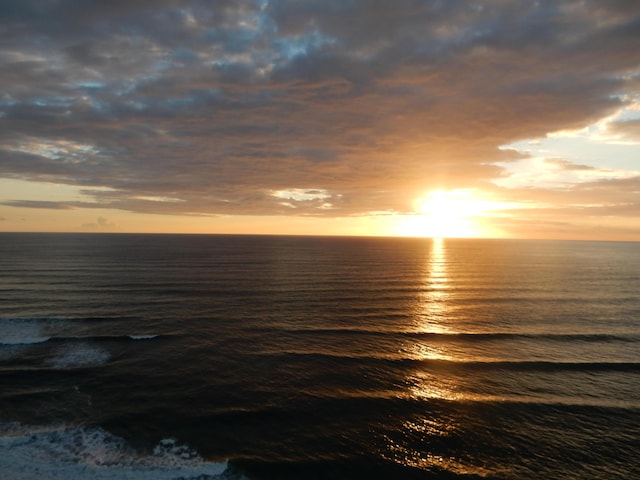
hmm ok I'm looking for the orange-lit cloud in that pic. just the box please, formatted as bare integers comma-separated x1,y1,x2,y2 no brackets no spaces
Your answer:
0,1,639,238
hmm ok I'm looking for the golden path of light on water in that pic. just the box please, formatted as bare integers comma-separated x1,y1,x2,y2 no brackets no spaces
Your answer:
389,238,494,476
406,238,461,398
406,238,497,400
413,237,455,339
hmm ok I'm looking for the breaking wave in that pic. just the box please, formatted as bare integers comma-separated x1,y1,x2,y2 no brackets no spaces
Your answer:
0,422,231,480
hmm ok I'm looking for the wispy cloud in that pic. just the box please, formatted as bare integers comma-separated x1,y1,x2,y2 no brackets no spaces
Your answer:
82,216,115,229
2,200,74,210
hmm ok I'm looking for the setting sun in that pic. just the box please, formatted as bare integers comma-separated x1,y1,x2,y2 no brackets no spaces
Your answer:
395,189,500,238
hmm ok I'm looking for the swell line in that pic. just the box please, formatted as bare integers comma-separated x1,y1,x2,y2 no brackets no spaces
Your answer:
0,334,165,346
243,351,640,372
245,327,640,343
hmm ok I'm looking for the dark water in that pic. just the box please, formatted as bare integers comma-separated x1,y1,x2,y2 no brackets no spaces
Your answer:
1,233,639,479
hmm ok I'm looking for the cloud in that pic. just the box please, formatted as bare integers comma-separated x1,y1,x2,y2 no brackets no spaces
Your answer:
0,0,639,223
82,216,115,229
608,119,640,142
1,200,73,210
491,175,640,213
543,159,596,171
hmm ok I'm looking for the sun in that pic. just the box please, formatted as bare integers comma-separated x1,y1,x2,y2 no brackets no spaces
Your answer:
395,189,494,238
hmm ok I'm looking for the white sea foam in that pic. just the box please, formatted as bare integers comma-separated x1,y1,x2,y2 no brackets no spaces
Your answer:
0,423,230,480
0,318,51,345
129,335,159,340
48,343,111,368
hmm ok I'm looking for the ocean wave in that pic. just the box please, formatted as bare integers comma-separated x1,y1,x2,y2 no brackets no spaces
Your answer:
48,334,163,343
0,316,160,344
0,317,52,345
47,343,111,369
0,336,51,346
245,351,640,372
245,326,640,342
0,423,230,480
0,334,163,370
0,332,163,347
446,360,640,372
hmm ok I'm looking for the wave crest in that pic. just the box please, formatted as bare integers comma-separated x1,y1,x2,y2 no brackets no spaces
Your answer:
0,423,229,480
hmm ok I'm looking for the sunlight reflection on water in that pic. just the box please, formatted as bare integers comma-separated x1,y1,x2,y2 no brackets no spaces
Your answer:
412,237,455,335
406,239,459,401
392,238,470,472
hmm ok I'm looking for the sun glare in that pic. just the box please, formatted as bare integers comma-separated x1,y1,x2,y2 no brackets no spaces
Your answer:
395,189,497,238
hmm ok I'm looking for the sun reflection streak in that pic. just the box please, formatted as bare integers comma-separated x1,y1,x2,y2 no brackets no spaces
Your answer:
386,239,494,475
413,237,454,336
382,415,492,477
388,240,509,476
407,238,459,393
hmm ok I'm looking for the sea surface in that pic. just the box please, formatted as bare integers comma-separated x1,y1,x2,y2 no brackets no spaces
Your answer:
0,233,639,479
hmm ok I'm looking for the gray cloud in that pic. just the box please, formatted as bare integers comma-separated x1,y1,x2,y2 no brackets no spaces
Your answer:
82,216,115,229
608,119,640,141
1,200,74,210
0,0,639,220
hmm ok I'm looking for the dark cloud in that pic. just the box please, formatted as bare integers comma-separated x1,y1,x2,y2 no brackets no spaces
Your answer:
1,200,73,210
0,0,639,220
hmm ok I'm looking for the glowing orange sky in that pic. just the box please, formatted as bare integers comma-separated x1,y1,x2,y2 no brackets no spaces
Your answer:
1,2,639,240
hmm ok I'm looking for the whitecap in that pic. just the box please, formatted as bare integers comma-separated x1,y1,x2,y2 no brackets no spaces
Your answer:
0,423,230,480
129,335,159,340
0,318,51,345
48,343,111,368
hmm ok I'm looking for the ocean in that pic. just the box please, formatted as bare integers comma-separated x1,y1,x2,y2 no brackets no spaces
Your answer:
0,233,639,479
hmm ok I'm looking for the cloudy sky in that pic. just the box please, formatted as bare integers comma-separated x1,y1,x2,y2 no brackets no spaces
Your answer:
1,0,639,239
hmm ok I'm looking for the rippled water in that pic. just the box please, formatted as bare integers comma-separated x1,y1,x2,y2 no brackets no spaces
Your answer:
1,233,639,479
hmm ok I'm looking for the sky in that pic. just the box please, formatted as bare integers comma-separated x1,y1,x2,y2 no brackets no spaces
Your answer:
1,0,639,239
